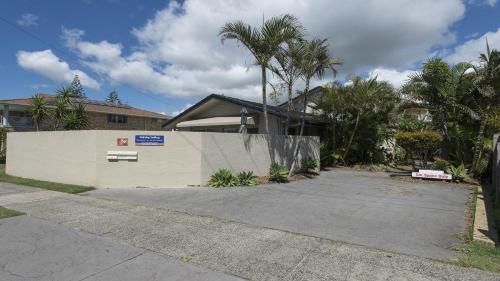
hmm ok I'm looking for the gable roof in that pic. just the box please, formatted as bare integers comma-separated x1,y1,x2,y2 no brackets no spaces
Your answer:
0,94,170,120
162,94,326,128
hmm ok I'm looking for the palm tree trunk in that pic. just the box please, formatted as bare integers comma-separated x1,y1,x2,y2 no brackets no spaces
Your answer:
261,65,269,135
285,83,292,137
343,111,360,164
36,121,39,132
439,107,449,160
472,115,488,173
289,80,310,176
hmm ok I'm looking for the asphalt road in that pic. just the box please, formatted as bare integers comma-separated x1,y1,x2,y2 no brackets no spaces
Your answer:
89,169,471,259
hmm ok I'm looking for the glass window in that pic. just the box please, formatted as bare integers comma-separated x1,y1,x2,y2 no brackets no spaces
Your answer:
107,114,128,124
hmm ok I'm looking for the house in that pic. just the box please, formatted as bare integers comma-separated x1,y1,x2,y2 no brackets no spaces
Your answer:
0,94,170,131
162,93,327,136
278,86,325,114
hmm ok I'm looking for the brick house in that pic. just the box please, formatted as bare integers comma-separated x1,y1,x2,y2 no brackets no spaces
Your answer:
0,94,170,131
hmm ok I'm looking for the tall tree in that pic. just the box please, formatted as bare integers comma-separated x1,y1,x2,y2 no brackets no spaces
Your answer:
469,42,500,172
268,40,305,135
27,94,49,131
219,14,303,134
289,38,340,174
106,90,121,104
402,58,454,159
69,75,86,99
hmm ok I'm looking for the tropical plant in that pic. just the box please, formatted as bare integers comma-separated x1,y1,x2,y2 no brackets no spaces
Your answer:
432,157,451,171
56,86,78,102
27,94,49,131
268,40,306,135
208,169,239,188
52,96,68,130
106,90,121,104
219,14,303,134
395,131,442,168
237,171,258,186
446,164,468,182
63,103,89,130
402,59,473,159
301,157,319,174
269,163,289,183
467,42,500,173
289,38,340,175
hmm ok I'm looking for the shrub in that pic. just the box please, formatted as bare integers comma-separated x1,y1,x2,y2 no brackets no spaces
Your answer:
208,169,238,188
395,131,442,168
319,144,342,168
432,157,450,171
446,164,468,182
237,171,258,186
301,157,319,174
269,163,289,183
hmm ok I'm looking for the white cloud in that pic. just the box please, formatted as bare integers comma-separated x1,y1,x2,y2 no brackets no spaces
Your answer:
171,103,194,116
16,49,100,89
445,27,500,64
369,68,417,88
17,13,39,27
51,0,467,101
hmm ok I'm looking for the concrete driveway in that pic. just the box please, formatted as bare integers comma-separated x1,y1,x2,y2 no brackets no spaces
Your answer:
88,169,471,260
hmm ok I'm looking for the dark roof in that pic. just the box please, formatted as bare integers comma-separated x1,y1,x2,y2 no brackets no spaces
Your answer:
0,94,170,120
278,86,325,107
162,94,327,128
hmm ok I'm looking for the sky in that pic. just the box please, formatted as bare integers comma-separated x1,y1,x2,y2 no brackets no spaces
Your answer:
0,0,499,116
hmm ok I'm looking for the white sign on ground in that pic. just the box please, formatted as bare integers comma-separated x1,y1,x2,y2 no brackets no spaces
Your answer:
412,169,452,180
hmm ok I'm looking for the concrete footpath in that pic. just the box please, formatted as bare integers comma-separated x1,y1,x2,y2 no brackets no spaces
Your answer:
1,185,499,281
0,215,243,281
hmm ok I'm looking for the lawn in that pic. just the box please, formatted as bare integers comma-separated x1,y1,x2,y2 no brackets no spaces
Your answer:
0,164,94,194
0,206,24,219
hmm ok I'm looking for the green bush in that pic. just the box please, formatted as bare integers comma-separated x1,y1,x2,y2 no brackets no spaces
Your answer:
269,163,289,183
0,151,5,164
319,144,342,167
301,157,319,174
208,169,239,188
395,131,442,168
446,164,468,182
432,157,450,171
237,171,258,186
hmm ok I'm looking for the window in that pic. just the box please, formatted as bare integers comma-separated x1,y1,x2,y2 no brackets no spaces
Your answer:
107,114,128,124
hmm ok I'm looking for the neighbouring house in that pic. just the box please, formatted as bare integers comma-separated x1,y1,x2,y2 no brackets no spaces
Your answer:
0,94,170,131
162,94,328,136
278,86,325,114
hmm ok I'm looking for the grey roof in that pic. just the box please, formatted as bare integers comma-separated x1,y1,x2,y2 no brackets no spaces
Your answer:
162,94,327,128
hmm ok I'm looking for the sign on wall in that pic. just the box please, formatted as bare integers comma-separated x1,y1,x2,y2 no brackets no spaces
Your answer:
135,135,165,146
117,138,129,146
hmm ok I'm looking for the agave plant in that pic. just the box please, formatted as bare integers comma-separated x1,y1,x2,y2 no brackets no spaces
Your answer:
237,171,258,186
208,169,239,188
446,164,468,182
269,163,289,183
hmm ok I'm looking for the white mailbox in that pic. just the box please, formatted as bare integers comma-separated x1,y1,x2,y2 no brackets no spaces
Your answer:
107,151,138,161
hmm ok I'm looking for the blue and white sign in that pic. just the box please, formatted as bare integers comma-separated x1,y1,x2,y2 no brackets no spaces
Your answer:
135,135,165,146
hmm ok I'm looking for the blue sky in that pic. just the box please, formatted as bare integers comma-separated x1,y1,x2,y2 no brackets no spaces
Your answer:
0,0,499,116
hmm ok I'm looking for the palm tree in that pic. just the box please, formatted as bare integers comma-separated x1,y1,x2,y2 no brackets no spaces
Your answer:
268,40,305,135
469,42,500,172
402,58,454,159
219,14,303,134
63,103,89,130
56,86,77,103
289,38,340,174
52,96,68,130
27,94,49,131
